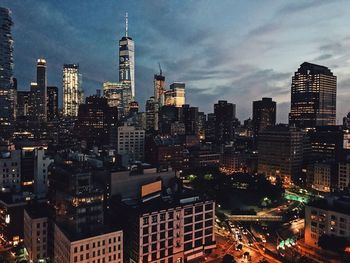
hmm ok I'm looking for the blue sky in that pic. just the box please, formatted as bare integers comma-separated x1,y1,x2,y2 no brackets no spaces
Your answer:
3,0,350,123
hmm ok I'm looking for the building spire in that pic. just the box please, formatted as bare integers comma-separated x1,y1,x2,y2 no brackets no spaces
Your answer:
125,12,128,37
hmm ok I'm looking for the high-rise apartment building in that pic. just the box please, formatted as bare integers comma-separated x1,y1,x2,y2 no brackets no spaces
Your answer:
119,13,135,99
252,97,276,135
0,7,14,122
47,86,58,121
180,104,199,136
289,62,337,128
63,64,83,117
165,83,185,108
214,100,236,143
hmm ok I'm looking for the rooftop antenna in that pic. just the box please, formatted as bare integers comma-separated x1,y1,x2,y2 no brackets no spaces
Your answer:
158,62,162,76
125,12,128,37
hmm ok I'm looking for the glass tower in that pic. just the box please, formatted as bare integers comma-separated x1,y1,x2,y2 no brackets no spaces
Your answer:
119,13,135,99
289,62,336,129
0,7,14,121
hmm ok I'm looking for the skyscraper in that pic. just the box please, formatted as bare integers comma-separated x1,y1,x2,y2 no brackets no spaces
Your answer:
119,13,135,99
0,7,14,121
154,67,165,106
103,81,132,117
252,97,276,135
63,64,83,117
36,59,48,121
258,125,303,185
289,62,337,129
165,83,185,107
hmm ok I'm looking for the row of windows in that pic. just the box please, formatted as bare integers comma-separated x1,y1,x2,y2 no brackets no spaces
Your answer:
73,237,121,253
74,252,121,262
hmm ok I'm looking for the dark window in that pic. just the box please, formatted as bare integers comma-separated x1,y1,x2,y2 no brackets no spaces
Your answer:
195,206,203,213
184,233,192,241
184,242,192,251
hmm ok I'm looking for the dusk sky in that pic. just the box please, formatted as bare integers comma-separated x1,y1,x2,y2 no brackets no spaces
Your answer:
3,0,350,123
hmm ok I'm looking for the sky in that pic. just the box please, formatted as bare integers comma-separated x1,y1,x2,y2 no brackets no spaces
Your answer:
2,0,350,123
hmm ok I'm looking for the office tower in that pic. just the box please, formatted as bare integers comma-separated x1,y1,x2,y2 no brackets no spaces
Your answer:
36,59,48,121
305,194,350,248
17,91,30,118
252,97,276,135
154,67,166,106
0,150,21,191
117,123,145,164
289,62,337,128
214,100,236,143
146,97,158,131
119,13,135,98
180,104,199,135
308,126,346,162
103,81,132,117
47,86,58,121
63,64,83,117
258,125,303,185
75,96,118,147
165,83,185,107
0,7,14,122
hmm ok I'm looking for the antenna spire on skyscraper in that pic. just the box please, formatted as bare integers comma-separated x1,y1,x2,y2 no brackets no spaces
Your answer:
125,12,128,37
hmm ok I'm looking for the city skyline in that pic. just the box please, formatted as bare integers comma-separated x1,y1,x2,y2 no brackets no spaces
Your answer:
2,0,350,122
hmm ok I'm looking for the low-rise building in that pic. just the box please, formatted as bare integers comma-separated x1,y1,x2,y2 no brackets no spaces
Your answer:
24,205,49,262
305,194,350,248
54,223,123,263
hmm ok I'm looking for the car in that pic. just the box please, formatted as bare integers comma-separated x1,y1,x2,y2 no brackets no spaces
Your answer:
238,235,243,241
248,240,253,246
242,229,248,235
236,244,243,251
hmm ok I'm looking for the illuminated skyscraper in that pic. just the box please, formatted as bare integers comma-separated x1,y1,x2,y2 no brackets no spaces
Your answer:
119,13,135,99
0,7,14,121
289,62,336,129
30,59,47,122
165,82,185,107
63,64,83,117
103,81,132,117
